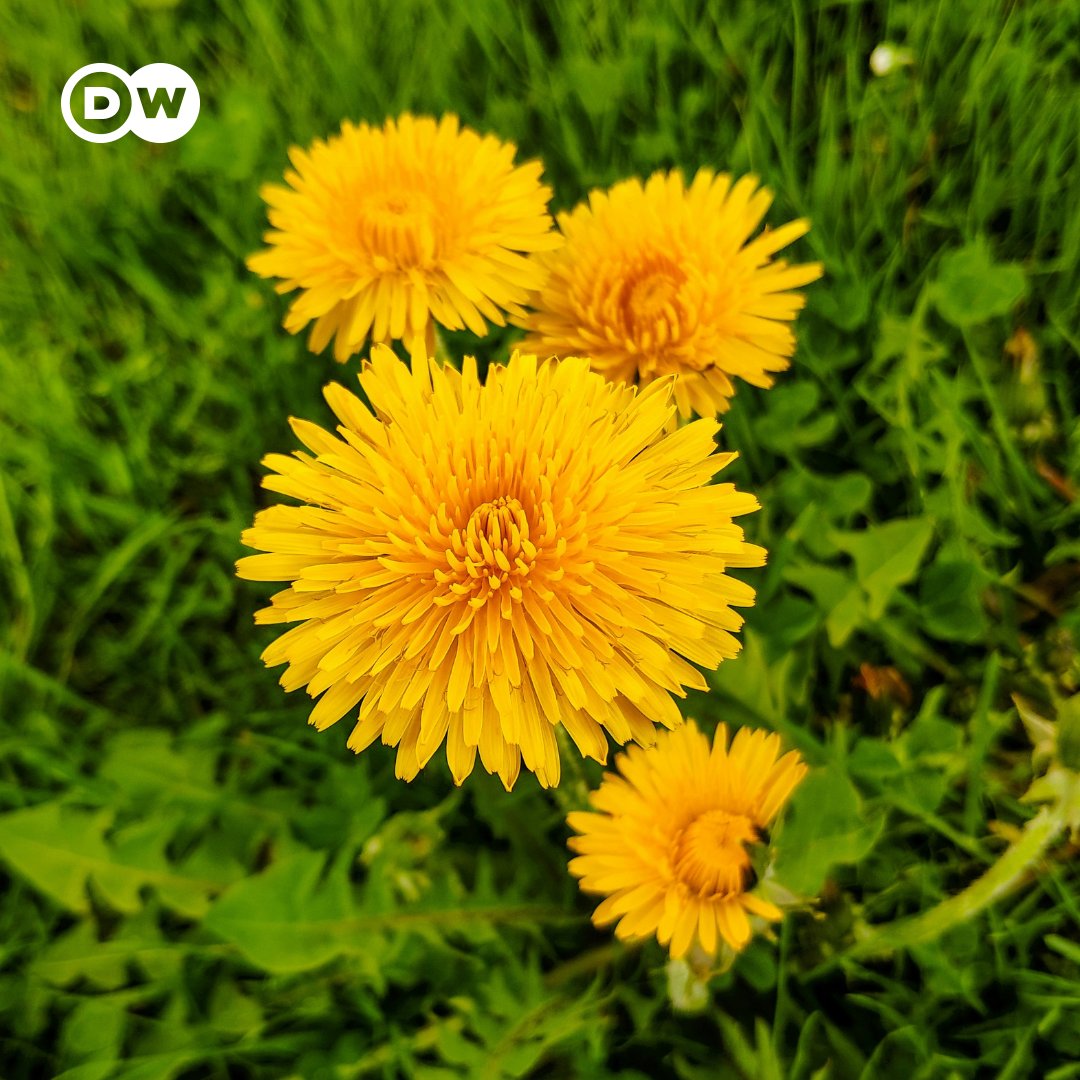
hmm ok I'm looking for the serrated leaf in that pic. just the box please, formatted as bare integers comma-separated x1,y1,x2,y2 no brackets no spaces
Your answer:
99,729,219,810
203,851,353,974
30,911,181,989
32,922,132,989
204,851,571,976
0,802,227,915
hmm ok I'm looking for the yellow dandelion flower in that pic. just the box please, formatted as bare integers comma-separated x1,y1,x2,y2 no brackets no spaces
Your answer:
248,114,562,360
237,346,765,790
568,722,807,958
521,169,823,418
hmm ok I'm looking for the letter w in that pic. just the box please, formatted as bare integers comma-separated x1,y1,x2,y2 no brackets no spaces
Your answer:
138,85,186,118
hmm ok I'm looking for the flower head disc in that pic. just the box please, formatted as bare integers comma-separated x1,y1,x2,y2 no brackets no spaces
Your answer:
248,114,562,360
521,169,823,417
237,348,765,789
568,722,807,957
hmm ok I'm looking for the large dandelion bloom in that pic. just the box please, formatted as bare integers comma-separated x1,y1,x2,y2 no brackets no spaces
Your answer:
248,114,561,360
568,722,806,957
521,170,823,418
237,347,765,789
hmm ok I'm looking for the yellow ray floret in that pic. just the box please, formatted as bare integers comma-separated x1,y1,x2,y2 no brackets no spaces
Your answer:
248,113,562,360
568,722,807,957
237,347,766,789
521,169,823,417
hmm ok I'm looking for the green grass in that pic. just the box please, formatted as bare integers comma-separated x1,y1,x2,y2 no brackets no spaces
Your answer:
1,0,1079,1077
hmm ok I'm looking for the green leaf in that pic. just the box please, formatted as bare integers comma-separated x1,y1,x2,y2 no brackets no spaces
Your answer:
32,922,131,989
776,471,874,561
924,486,1018,549
1047,540,1080,565
734,939,777,993
30,911,181,989
203,851,353,975
60,997,127,1067
812,276,871,331
752,593,820,654
933,239,1028,326
846,739,904,784
903,698,964,761
99,729,219,810
709,630,782,718
753,383,838,454
436,1020,485,1067
711,1014,784,1080
831,517,934,618
774,766,884,895
783,565,865,647
206,979,263,1035
789,1011,868,1079
872,311,947,375
0,803,228,915
856,1026,924,1080
847,734,951,813
65,1053,203,1080
918,559,988,643
204,850,570,976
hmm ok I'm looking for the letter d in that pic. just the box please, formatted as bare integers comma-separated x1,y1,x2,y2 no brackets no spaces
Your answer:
84,86,121,119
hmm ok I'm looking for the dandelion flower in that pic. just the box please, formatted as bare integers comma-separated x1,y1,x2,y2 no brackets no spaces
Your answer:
521,170,823,418
568,722,806,957
237,347,765,789
248,114,561,360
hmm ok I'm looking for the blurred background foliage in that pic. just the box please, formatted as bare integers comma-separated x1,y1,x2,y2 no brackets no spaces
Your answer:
1,0,1078,1077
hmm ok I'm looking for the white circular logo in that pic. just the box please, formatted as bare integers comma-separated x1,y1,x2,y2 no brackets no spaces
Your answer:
61,62,200,144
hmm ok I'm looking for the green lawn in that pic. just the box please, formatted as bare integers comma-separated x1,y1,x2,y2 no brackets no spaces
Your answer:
1,1,1079,1077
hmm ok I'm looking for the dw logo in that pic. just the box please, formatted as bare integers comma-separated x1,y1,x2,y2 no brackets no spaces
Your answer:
61,63,200,144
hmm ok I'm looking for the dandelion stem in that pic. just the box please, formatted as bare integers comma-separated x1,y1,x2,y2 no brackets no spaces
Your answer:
847,798,1072,959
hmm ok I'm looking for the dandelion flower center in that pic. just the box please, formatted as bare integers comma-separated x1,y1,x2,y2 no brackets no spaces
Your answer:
359,190,439,270
440,496,544,607
675,809,759,898
616,256,689,359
